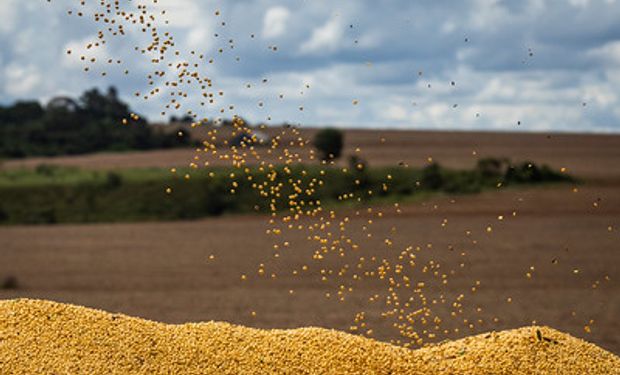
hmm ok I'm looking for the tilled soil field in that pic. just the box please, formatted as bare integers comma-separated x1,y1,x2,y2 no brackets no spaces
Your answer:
1,182,618,353
5,130,620,180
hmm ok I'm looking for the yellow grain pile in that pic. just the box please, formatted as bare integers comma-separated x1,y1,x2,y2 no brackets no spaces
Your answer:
0,299,618,374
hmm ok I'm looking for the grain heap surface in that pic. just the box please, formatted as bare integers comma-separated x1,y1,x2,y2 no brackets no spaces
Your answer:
0,299,618,374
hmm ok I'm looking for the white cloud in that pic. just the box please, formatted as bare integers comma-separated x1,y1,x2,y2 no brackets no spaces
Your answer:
588,40,620,65
527,0,546,12
300,16,344,54
582,84,617,107
262,6,290,39
151,0,214,52
3,63,41,97
477,78,518,101
441,21,457,35
0,0,19,34
186,27,212,51
355,31,384,49
569,0,591,8
151,0,205,28
62,36,111,68
468,0,510,31
384,104,408,121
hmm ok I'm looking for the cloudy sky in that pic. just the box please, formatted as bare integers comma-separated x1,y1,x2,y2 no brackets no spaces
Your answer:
1,0,620,132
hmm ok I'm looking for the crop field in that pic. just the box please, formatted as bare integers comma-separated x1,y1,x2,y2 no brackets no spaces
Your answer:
1,129,619,357
5,129,620,180
1,180,618,353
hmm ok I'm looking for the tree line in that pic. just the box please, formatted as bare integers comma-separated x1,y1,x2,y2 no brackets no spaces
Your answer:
0,87,191,158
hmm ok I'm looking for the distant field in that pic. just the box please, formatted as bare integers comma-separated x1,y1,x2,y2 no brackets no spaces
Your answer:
0,156,570,224
4,129,620,180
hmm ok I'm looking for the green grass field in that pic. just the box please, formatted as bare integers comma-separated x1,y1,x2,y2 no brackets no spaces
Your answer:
0,159,572,224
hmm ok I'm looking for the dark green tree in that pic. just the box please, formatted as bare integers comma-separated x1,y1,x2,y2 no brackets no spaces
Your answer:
0,86,192,157
313,128,344,161
421,163,444,190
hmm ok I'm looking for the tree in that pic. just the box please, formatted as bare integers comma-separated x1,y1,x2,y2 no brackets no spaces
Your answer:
0,87,192,157
476,157,507,178
421,163,444,190
313,128,344,161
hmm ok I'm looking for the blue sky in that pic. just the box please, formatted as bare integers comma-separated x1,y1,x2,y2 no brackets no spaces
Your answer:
1,0,620,132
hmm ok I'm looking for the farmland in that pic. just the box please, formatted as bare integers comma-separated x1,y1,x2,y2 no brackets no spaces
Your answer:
1,130,619,353
4,129,620,180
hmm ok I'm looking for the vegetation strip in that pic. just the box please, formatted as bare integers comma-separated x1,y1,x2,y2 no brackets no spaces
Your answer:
0,159,571,224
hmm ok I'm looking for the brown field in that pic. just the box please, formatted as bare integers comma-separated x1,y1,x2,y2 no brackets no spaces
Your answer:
5,129,620,180
1,130,619,354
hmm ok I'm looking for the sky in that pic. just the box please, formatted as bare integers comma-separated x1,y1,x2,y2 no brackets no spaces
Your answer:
1,0,620,132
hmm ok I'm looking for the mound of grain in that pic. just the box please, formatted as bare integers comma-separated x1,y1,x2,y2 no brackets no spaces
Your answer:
0,299,618,374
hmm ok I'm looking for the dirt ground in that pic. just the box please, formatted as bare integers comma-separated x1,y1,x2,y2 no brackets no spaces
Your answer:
5,129,620,180
1,130,619,354
0,183,618,353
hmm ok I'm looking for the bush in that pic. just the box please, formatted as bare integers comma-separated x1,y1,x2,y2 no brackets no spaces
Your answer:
504,161,571,184
421,163,444,190
35,164,58,176
476,157,507,178
0,160,573,225
0,206,8,222
314,128,344,161
104,172,123,190
442,171,482,194
348,155,367,172
1,275,19,290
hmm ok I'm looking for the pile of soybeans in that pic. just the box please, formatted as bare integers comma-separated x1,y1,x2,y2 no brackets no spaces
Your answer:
1,299,618,374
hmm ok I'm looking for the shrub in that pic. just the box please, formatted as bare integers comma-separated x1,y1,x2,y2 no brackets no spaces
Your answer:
104,172,123,190
35,164,57,176
348,155,367,172
421,163,444,190
314,128,344,161
1,275,18,290
443,171,482,194
504,161,572,184
0,161,572,225
476,157,507,178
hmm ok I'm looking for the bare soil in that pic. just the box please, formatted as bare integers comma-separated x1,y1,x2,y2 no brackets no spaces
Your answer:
0,183,618,353
1,130,619,353
5,129,620,180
